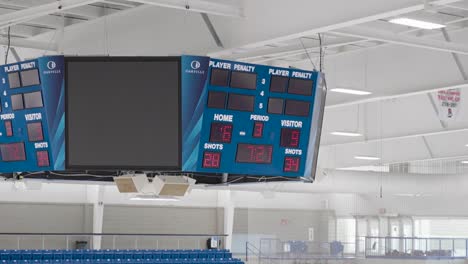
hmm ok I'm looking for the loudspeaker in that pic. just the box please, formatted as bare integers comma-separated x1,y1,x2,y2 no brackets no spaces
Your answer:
113,174,150,193
152,176,196,196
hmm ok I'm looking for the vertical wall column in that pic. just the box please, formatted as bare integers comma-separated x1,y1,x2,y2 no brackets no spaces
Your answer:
91,185,105,249
218,190,235,250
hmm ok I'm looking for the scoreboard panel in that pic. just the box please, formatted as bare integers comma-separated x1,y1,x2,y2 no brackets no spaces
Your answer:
0,55,325,179
181,55,326,178
0,56,65,172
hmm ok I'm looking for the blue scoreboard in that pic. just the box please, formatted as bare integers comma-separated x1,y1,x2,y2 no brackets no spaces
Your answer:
0,55,325,179
0,56,65,173
181,55,326,178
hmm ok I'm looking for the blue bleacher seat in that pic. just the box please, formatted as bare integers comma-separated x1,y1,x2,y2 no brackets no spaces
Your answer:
142,252,152,260
103,250,113,260
170,252,179,260
113,251,123,260
21,250,32,261
0,249,242,264
160,252,170,260
62,251,72,261
151,252,161,260
123,251,132,260
111,259,122,264
131,251,143,260
93,250,104,260
198,252,208,260
0,250,10,261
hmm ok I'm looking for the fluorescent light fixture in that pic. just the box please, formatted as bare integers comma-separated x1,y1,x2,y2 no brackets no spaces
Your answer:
331,131,362,137
465,144,468,147
355,156,380,161
461,161,468,164
389,18,445,29
130,195,180,202
330,88,371,95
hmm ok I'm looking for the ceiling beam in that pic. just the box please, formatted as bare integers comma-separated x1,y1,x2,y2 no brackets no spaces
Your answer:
0,38,57,51
333,25,468,56
0,0,101,30
323,127,468,147
124,0,244,17
221,36,366,62
208,0,462,57
0,0,116,19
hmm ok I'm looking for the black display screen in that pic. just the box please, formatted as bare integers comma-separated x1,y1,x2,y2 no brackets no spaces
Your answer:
230,71,257,90
0,142,26,162
236,143,273,164
23,91,43,109
27,122,44,142
227,93,254,112
270,75,288,93
268,98,284,114
210,68,230,87
8,72,21,89
288,78,313,96
280,128,301,148
209,122,233,143
285,100,310,117
20,69,41,87
207,91,227,109
11,94,24,110
66,57,181,169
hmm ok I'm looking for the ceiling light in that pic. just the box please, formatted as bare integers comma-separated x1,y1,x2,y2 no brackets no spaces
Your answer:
130,195,180,202
461,161,468,164
389,18,445,30
331,131,362,137
330,88,371,95
355,156,380,161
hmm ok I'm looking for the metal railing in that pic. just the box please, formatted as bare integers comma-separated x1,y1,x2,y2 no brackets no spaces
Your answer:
365,236,468,259
0,233,227,250
245,238,356,263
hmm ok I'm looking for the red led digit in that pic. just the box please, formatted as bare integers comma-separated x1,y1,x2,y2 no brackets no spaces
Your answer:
36,151,50,167
281,128,301,148
210,122,233,143
253,122,264,138
284,157,300,172
236,144,273,164
27,122,44,142
202,152,221,169
255,146,265,162
291,130,300,147
5,121,13,137
222,125,232,142
0,142,26,161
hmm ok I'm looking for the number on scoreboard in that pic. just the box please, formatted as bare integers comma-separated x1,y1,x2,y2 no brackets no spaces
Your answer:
202,152,221,169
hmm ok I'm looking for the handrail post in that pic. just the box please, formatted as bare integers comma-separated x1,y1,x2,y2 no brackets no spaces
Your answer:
17,236,20,250
245,242,248,262
66,235,69,250
42,235,45,249
113,235,116,250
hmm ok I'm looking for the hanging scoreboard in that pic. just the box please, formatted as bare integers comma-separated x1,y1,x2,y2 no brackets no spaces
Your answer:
181,56,326,178
0,55,326,179
0,56,65,172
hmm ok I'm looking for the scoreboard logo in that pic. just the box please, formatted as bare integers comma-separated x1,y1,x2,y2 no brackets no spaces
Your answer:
47,61,56,70
185,60,205,75
190,60,201,70
44,60,61,75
